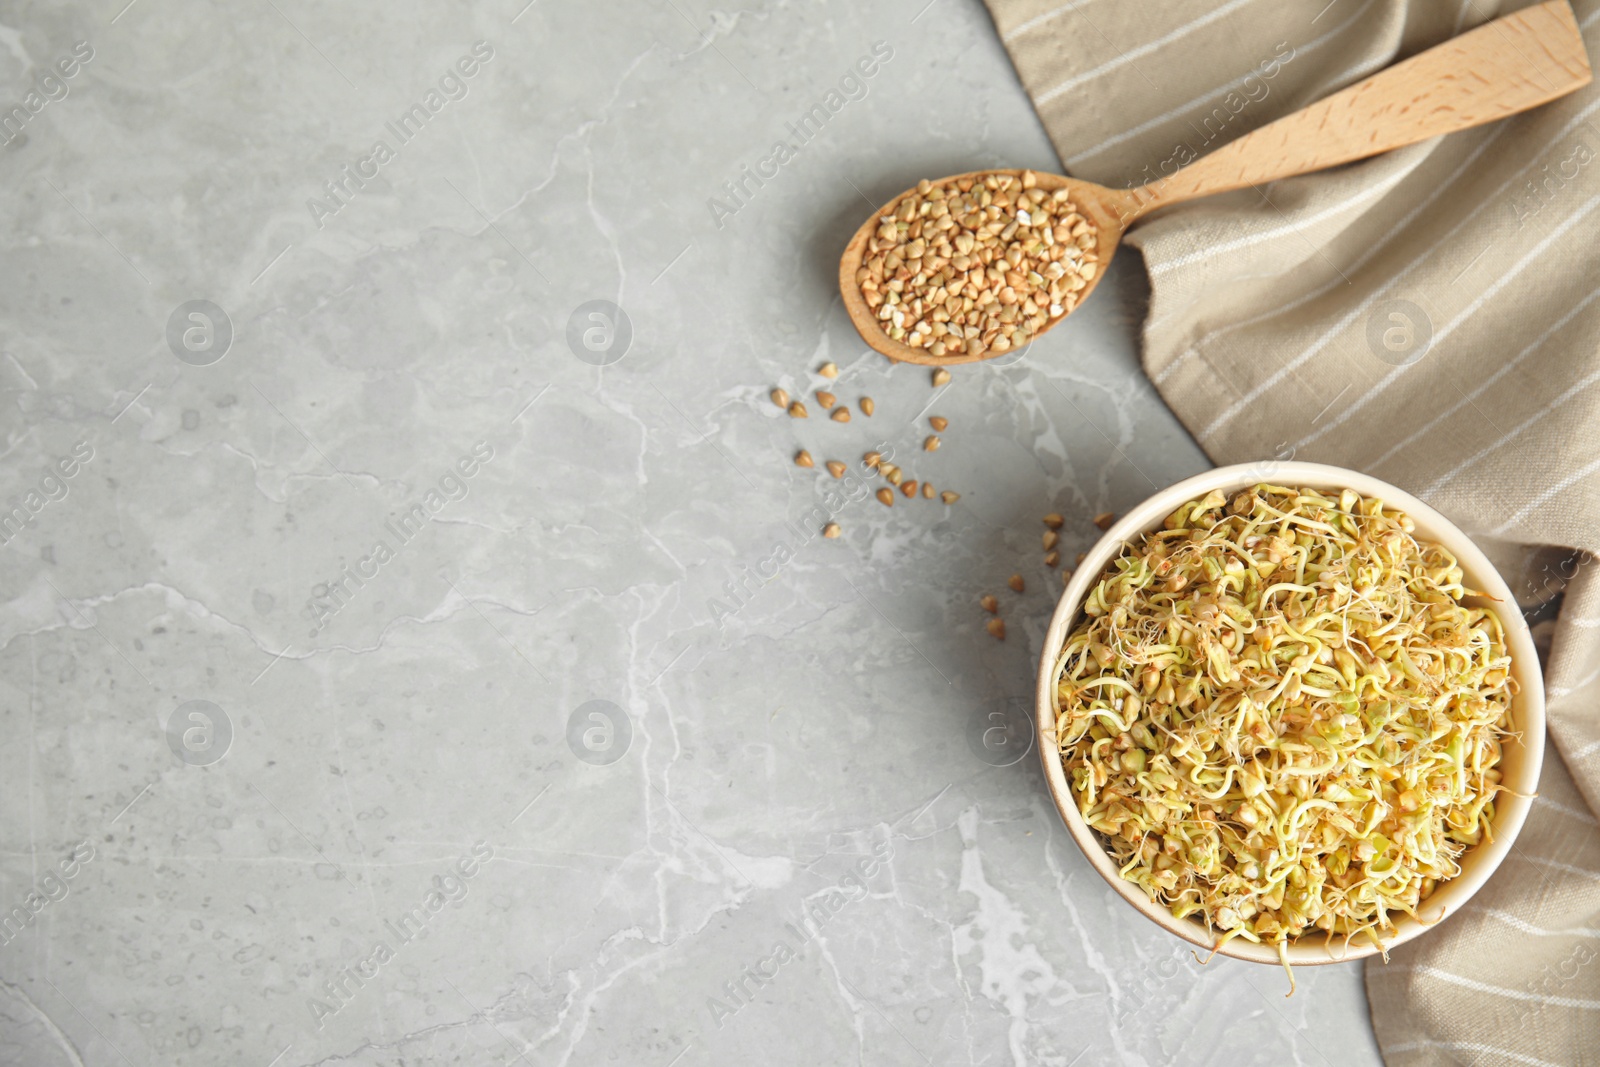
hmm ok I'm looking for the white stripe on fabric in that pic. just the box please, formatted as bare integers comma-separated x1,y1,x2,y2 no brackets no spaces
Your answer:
1477,906,1600,936
1548,661,1600,702
1404,964,1600,1008
1384,1041,1566,1067
1524,855,1600,882
1534,794,1600,826
1414,357,1600,499
1368,286,1600,469
1002,0,1099,42
1152,166,1412,275
1570,737,1600,761
1198,92,1600,442
1151,122,1507,387
1037,0,1260,106
1301,192,1600,453
1494,452,1600,537
1066,0,1379,165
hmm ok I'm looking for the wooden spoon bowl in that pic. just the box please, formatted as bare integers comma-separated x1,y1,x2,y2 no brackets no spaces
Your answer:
839,171,1133,367
840,0,1590,366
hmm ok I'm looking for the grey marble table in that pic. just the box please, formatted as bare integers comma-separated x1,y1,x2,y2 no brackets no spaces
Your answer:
0,1,1385,1065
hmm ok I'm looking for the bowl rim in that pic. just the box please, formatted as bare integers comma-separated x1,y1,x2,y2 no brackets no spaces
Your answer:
1033,461,1546,966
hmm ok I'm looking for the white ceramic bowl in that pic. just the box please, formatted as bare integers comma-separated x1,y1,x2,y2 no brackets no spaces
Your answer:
1034,461,1545,966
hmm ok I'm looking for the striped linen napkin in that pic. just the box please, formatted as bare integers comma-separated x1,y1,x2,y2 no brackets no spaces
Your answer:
980,0,1600,1062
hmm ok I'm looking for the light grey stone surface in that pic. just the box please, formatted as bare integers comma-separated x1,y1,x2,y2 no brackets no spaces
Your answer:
0,1,1385,1064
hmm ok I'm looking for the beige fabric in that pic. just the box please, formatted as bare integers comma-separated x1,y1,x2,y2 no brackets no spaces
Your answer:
981,1,1600,1062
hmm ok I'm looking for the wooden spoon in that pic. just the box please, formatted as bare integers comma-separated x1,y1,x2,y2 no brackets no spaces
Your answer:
840,0,1591,366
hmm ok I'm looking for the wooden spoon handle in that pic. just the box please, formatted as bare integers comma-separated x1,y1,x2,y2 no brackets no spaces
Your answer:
1130,0,1591,215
